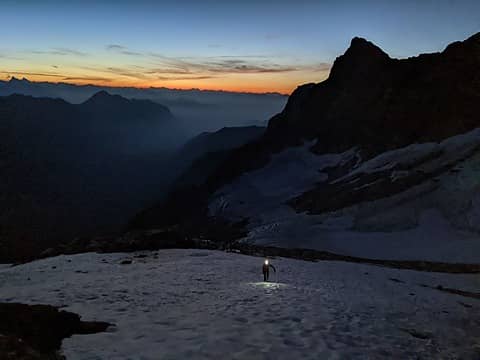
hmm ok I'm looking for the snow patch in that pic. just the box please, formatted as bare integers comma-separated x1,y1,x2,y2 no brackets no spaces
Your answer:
1,250,479,359
209,128,480,262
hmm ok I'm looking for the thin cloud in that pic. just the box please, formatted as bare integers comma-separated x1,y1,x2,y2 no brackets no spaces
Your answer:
11,44,332,87
110,55,322,78
105,67,150,80
155,75,217,81
308,62,331,72
103,46,312,75
145,67,193,75
204,59,296,73
148,53,298,74
0,52,25,60
62,76,113,82
106,44,126,51
29,48,88,57
53,48,87,56
0,70,63,78
106,44,141,56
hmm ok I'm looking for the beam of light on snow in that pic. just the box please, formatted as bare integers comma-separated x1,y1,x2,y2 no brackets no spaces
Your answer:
247,282,288,290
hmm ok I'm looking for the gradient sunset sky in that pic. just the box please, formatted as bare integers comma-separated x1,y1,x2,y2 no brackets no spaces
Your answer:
1,0,479,94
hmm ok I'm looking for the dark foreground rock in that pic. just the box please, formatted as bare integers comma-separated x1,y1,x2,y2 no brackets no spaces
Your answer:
0,334,52,360
0,303,111,359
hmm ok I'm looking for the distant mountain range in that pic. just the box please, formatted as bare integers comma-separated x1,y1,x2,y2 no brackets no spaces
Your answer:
0,91,180,262
131,32,480,263
0,87,271,262
0,77,287,103
0,78,287,138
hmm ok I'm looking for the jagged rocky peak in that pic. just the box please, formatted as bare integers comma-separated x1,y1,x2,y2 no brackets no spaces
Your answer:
325,36,391,84
200,31,480,194
344,37,389,60
8,76,31,83
269,32,480,153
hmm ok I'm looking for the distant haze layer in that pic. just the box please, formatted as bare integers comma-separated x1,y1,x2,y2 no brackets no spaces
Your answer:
0,77,288,138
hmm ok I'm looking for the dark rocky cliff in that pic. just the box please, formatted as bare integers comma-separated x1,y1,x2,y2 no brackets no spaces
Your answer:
206,33,480,192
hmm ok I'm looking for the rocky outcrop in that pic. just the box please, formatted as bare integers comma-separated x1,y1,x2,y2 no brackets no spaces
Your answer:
0,303,111,359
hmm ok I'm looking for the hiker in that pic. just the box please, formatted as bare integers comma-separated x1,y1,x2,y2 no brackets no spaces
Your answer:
262,259,276,282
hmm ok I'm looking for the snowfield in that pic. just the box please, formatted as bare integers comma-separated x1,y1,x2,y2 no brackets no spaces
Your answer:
209,129,480,263
1,250,479,359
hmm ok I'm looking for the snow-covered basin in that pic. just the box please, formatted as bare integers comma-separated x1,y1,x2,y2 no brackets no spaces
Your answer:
209,131,480,263
1,249,480,359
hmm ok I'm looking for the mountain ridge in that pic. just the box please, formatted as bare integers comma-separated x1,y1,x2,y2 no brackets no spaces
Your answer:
0,91,180,262
129,32,480,263
204,31,480,192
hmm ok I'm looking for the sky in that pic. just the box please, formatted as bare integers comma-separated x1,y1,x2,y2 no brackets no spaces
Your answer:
1,0,480,94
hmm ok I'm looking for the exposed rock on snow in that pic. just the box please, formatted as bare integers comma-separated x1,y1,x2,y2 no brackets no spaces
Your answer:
209,128,480,263
0,302,111,359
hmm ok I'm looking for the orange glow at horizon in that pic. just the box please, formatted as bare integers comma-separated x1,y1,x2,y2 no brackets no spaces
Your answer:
2,69,330,96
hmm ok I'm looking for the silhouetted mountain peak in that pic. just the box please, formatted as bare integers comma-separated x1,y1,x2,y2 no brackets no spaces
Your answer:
8,76,31,84
83,90,128,106
326,37,390,84
339,36,389,65
91,90,110,98
79,90,173,120
200,31,480,193
347,37,387,57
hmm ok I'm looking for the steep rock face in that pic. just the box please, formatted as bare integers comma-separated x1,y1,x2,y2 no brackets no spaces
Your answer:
270,33,480,152
206,33,480,191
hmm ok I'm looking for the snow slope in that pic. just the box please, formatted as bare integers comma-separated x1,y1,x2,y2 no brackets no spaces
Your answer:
1,250,479,359
209,129,480,262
